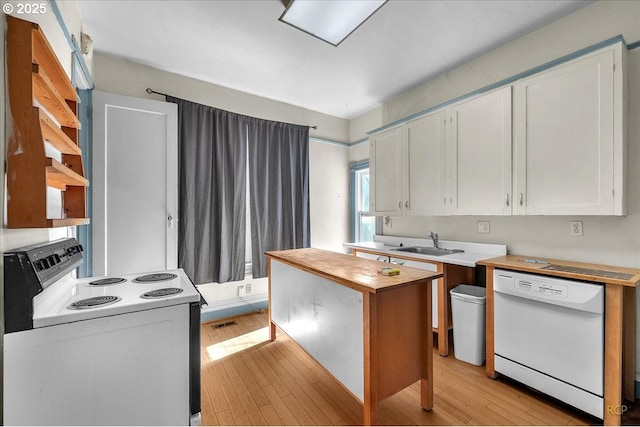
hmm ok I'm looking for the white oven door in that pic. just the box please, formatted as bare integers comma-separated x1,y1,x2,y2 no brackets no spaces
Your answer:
4,305,190,426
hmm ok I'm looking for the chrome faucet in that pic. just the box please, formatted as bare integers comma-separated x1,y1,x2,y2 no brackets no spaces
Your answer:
428,231,439,248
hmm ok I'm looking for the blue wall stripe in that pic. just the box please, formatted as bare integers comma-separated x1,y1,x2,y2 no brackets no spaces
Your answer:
309,136,368,147
49,0,95,89
629,40,640,50
76,89,93,277
351,137,368,146
310,136,350,147
368,35,627,136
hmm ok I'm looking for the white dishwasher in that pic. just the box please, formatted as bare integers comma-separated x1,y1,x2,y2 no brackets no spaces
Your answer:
493,269,604,418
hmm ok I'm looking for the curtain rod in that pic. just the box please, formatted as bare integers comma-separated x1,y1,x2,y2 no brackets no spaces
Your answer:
146,88,318,130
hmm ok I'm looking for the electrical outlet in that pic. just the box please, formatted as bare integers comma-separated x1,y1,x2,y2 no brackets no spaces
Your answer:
570,220,583,236
237,285,245,297
477,221,490,234
245,283,252,294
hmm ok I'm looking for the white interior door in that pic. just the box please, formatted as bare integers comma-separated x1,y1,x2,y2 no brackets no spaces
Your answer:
92,91,178,276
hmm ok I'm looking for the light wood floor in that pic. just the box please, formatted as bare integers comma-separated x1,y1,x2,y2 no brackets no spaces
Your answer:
200,311,598,426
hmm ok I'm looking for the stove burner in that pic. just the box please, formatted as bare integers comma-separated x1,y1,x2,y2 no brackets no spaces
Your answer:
133,273,178,283
68,296,122,310
140,288,184,299
88,277,126,286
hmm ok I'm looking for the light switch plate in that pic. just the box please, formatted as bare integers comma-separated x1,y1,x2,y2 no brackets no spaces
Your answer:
570,221,583,236
477,221,490,234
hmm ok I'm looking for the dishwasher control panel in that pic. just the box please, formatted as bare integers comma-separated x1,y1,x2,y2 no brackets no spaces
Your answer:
515,278,568,298
493,269,604,314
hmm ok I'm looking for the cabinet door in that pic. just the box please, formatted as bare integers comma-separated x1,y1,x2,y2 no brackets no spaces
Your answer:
370,126,403,215
354,251,389,262
513,48,621,215
404,111,446,216
448,86,512,215
391,258,440,327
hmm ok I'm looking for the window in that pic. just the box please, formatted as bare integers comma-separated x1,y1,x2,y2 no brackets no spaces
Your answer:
350,161,375,242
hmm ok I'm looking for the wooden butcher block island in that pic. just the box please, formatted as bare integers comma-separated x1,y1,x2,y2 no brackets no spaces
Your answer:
266,248,443,425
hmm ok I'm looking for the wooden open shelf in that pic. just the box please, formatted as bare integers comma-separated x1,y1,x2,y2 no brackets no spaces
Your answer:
46,158,89,190
6,15,89,228
31,23,78,103
39,109,82,155
48,218,91,227
32,64,80,128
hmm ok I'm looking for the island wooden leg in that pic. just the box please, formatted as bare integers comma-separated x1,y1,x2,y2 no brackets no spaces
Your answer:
363,292,378,426
269,321,276,341
485,266,497,379
422,280,434,410
604,284,623,426
436,269,449,356
364,398,378,426
623,286,636,402
267,260,276,341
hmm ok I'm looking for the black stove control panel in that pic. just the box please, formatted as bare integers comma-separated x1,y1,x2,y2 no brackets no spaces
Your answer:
4,238,84,333
31,243,83,273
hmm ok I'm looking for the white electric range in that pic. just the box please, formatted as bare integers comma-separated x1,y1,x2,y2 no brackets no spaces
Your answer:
4,238,202,426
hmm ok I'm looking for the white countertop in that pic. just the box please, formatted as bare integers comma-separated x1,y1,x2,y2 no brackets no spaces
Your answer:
344,235,507,268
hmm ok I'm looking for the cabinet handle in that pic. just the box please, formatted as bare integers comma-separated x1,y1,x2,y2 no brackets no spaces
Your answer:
391,259,405,265
405,201,409,209
519,193,524,206
398,201,402,209
505,194,510,206
376,256,388,262
168,215,175,229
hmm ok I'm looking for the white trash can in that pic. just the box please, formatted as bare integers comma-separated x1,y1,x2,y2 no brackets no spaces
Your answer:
450,284,486,366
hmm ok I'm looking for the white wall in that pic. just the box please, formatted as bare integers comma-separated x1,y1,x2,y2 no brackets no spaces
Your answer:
91,53,351,301
349,140,369,163
1,8,87,294
2,4,89,417
349,0,640,268
309,140,349,253
2,4,86,251
383,0,640,128
348,0,640,380
92,53,349,144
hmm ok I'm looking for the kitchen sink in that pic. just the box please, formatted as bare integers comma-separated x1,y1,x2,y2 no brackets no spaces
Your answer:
391,246,464,256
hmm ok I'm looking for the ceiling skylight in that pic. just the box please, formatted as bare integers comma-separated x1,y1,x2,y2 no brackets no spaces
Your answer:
279,0,387,47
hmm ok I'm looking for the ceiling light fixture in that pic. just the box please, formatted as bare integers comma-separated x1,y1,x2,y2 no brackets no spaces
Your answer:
279,0,387,47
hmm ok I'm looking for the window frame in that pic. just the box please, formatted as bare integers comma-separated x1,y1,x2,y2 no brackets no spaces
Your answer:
349,160,373,242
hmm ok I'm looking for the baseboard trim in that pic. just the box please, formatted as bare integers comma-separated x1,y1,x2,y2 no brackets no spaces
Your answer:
200,293,268,323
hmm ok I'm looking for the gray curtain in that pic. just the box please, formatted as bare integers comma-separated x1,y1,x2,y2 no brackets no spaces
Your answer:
168,96,247,285
247,118,310,278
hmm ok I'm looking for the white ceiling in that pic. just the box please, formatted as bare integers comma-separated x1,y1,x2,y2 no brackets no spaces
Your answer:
78,0,591,119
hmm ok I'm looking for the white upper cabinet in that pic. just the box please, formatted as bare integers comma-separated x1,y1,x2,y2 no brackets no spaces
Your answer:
370,111,446,216
447,86,512,216
370,126,403,215
513,44,626,215
368,40,626,218
404,111,447,216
